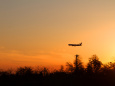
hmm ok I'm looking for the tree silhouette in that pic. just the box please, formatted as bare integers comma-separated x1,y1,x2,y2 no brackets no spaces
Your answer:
66,62,74,73
41,67,49,76
87,55,102,74
59,65,64,72
16,67,33,76
1,55,115,86
74,55,84,74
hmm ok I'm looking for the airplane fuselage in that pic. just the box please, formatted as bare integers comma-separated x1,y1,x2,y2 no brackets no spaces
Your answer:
68,43,82,46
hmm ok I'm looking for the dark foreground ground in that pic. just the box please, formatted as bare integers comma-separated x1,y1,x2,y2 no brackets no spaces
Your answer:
1,70,115,86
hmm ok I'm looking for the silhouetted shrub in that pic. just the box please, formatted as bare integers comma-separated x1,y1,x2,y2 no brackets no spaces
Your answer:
16,67,33,76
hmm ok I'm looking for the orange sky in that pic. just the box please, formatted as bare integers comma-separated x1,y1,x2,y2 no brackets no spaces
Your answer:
1,0,115,70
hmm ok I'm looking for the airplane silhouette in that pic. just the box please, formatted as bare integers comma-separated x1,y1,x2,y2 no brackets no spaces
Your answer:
68,42,82,46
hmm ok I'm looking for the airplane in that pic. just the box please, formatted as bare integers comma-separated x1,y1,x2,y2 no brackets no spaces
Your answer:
68,42,82,46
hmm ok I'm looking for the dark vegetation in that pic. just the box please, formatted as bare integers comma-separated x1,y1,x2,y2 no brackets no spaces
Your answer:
1,55,115,86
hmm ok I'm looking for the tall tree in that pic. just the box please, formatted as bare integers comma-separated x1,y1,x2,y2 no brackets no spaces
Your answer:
87,55,102,74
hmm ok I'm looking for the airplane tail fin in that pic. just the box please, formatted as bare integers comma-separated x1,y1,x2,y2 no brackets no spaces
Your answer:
80,42,82,46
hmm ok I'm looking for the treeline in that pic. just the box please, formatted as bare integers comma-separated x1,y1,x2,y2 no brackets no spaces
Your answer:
1,55,115,86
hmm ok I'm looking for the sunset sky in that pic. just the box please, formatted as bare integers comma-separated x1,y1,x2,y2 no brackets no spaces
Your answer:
1,0,115,70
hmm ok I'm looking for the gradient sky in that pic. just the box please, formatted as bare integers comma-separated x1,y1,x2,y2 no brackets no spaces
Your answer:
1,0,115,70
